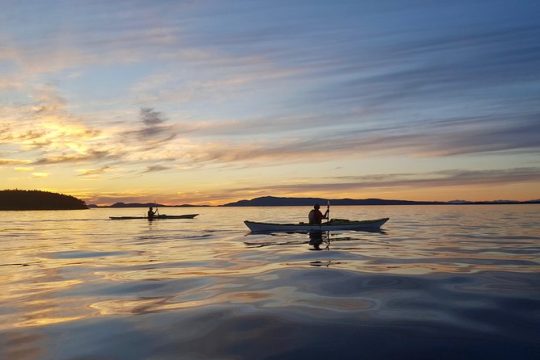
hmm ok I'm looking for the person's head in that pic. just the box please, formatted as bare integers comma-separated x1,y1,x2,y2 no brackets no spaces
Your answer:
149,206,153,210
314,203,320,209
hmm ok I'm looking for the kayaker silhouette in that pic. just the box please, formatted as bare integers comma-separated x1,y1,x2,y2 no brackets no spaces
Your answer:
147,206,157,220
308,203,329,225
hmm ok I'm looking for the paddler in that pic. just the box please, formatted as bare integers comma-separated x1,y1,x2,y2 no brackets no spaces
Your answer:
147,206,157,220
308,203,329,225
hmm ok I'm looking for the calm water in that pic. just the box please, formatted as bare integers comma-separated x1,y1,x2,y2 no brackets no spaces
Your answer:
1,205,539,359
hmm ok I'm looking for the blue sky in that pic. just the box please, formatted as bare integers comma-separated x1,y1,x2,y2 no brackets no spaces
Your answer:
1,0,539,204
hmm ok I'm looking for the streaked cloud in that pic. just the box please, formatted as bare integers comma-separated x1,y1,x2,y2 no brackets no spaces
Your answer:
0,159,30,166
80,167,540,205
143,165,171,173
77,166,111,177
246,168,540,194
33,150,117,165
122,107,177,143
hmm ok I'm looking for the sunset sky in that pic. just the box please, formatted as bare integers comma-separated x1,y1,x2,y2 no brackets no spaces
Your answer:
1,0,539,205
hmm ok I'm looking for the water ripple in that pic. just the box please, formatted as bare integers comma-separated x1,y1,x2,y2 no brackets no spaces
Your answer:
0,206,539,359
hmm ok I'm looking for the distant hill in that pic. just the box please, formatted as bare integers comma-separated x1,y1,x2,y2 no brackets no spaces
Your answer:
171,204,211,207
0,190,88,210
108,202,209,208
222,196,538,206
222,196,441,206
110,202,165,208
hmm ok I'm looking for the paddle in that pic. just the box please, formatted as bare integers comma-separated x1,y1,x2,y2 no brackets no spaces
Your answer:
326,200,330,222
326,200,331,249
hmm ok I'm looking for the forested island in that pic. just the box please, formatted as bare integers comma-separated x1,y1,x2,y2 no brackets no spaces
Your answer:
0,190,88,210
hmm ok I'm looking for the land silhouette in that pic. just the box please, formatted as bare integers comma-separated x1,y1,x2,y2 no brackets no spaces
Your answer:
93,196,540,207
222,196,540,206
2,191,538,210
0,190,88,210
108,202,208,208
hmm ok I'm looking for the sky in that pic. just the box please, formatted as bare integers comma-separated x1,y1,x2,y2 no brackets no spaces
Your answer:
1,0,539,205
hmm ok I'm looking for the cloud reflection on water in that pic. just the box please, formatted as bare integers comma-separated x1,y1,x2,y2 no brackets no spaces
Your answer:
0,206,538,359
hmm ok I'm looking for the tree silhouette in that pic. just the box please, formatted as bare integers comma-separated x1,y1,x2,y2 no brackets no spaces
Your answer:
0,190,88,210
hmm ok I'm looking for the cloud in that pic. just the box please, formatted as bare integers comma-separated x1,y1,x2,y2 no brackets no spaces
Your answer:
176,113,539,167
143,165,171,173
140,107,165,126
81,167,540,205
119,107,178,146
2,88,537,172
216,167,540,198
254,168,540,193
305,25,540,115
2,96,181,170
0,86,126,167
32,150,117,165
0,159,30,166
77,165,111,176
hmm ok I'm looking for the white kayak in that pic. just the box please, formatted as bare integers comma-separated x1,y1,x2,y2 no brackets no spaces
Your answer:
244,218,389,232
110,214,198,220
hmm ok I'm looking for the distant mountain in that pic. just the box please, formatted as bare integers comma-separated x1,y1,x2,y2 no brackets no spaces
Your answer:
109,202,165,208
108,202,209,208
171,204,211,207
0,190,88,210
222,196,538,206
222,196,443,206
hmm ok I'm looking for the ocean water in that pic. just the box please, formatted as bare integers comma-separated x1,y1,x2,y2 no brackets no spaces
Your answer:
0,205,539,359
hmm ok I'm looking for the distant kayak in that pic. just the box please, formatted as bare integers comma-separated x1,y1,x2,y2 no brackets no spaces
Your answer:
109,214,198,220
244,218,389,232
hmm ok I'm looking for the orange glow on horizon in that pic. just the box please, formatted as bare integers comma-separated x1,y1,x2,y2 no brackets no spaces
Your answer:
66,180,540,207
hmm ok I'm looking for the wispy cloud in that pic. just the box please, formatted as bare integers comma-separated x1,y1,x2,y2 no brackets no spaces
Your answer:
120,107,178,146
143,165,171,173
33,150,117,165
81,167,540,205
172,112,539,167
140,107,165,127
246,168,540,194
2,85,538,172
77,165,111,177
0,159,30,166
